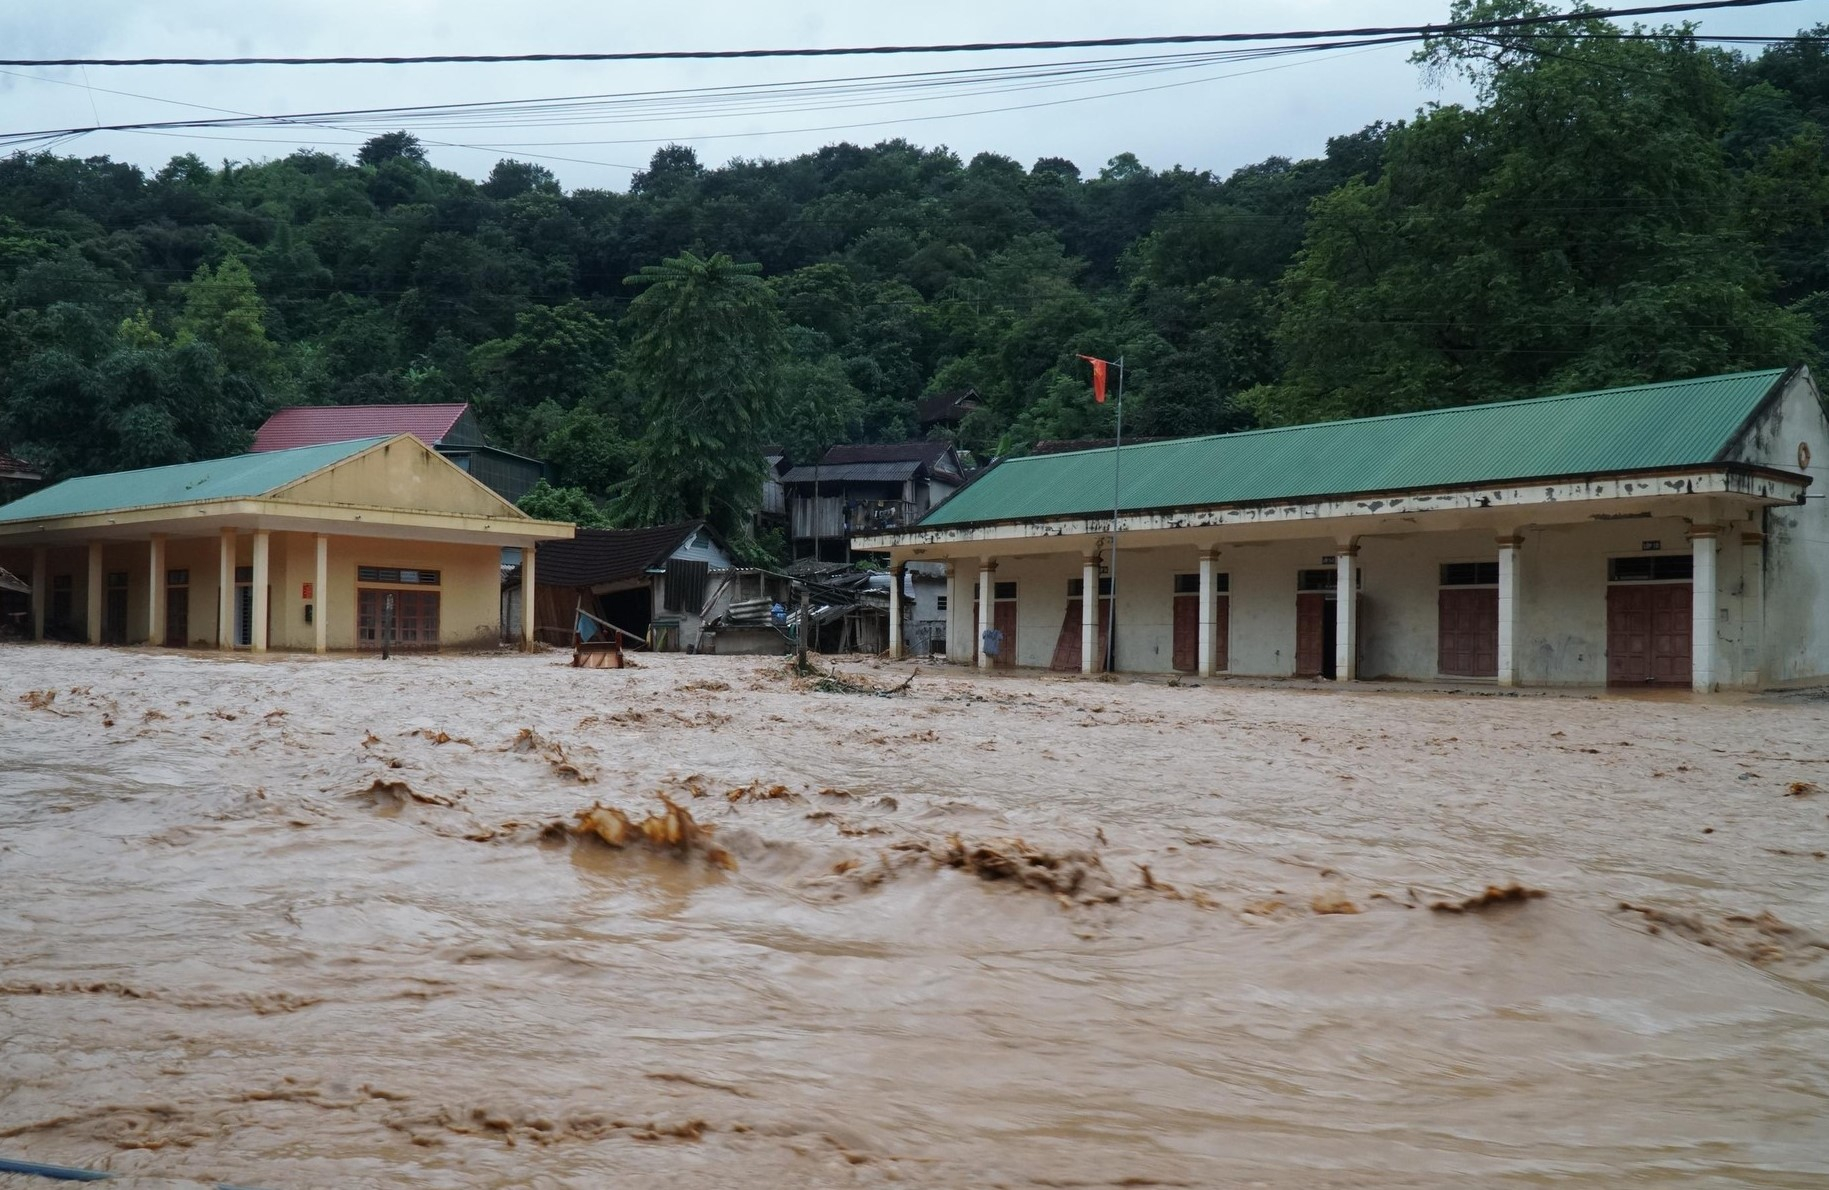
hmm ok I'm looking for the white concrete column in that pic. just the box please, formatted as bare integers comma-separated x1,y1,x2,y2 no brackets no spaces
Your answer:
148,534,167,646
314,533,329,655
1197,547,1218,678
1740,530,1764,688
218,527,236,650
1496,535,1522,688
1334,544,1358,681
521,543,537,650
943,563,964,663
1690,525,1720,693
1081,551,1100,674
250,530,270,653
887,564,905,660
29,545,45,640
85,540,103,645
976,560,996,670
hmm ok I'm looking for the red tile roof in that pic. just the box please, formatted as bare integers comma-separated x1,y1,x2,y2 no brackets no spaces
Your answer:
252,404,471,452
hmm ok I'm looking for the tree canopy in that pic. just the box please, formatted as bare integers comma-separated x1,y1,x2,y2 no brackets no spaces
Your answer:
1,11,1824,537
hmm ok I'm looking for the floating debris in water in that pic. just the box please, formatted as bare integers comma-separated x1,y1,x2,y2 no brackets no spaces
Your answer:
1429,884,1546,913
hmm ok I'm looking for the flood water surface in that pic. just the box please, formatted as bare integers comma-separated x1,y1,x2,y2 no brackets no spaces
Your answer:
2,647,1827,1187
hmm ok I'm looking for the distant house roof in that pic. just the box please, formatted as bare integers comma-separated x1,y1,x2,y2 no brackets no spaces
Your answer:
917,388,981,426
0,438,390,523
253,404,473,452
531,522,706,588
919,368,1799,529
0,450,42,482
812,441,965,483
779,459,928,485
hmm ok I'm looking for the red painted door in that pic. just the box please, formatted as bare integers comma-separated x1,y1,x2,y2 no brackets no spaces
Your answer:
1295,592,1327,677
1172,594,1199,672
1438,588,1498,677
1050,599,1111,671
1608,584,1690,685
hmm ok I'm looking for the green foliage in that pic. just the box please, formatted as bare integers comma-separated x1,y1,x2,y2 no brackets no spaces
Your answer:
610,251,784,547
517,479,610,527
0,16,1824,500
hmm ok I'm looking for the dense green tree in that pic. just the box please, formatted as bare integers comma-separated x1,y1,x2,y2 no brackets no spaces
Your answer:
609,251,785,548
517,478,610,526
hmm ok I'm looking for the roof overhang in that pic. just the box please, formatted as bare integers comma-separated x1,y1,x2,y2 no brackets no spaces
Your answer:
0,497,577,548
856,464,1809,556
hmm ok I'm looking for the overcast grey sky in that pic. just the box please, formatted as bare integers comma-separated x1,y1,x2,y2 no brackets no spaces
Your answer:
2,1,1825,190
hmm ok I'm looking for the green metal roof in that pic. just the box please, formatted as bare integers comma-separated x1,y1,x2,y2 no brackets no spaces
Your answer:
0,437,388,524
922,368,1790,528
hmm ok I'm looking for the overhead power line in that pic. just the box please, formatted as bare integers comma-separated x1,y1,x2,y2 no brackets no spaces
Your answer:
0,0,1799,67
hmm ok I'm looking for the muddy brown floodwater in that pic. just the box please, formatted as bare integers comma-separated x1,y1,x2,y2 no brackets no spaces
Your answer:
2,645,1828,1188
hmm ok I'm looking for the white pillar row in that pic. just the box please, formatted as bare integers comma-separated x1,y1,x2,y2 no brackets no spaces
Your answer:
1739,530,1765,688
521,543,538,650
218,527,236,650
1197,547,1219,678
148,534,167,647
250,530,271,653
314,533,329,655
887,563,905,660
1080,550,1100,674
1689,525,1720,694
85,540,103,645
29,545,45,640
1333,543,1358,682
1496,535,1523,688
976,560,996,670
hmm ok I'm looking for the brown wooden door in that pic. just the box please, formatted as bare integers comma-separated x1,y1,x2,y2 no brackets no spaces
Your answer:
102,586,128,645
1050,599,1111,671
1650,584,1692,684
1172,594,1199,672
1607,584,1690,685
165,587,189,647
992,600,1017,668
1214,596,1230,672
1295,592,1327,676
1438,588,1498,677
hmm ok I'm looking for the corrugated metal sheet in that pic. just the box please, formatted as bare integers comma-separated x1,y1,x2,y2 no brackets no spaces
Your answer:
780,461,923,485
252,404,470,451
0,438,388,523
922,369,1789,527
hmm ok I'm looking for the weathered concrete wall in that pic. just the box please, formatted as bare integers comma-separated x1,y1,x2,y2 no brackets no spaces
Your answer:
1729,374,1829,684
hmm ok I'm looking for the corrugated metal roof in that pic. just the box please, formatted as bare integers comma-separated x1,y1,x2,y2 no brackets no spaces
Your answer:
780,460,924,485
0,438,387,524
922,369,1790,528
527,522,703,588
252,404,470,451
0,449,43,481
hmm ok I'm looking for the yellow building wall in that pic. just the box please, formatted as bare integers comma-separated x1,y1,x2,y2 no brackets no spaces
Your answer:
276,437,516,519
279,533,504,651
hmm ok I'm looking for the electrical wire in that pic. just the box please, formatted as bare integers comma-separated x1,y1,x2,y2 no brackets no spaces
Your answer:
0,0,1797,67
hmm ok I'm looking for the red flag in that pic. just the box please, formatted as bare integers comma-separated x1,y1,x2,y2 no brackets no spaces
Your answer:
1077,354,1108,403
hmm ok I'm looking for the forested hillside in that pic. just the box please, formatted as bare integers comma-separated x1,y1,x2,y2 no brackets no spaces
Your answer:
2,8,1827,536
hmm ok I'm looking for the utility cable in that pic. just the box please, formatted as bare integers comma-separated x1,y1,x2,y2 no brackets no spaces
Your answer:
0,0,1798,67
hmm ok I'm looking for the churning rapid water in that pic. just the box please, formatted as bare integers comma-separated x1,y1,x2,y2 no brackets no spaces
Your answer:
1,645,1826,1188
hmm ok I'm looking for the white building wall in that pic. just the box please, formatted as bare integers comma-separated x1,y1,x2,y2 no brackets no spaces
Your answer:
1511,516,1692,686
1727,375,1829,684
941,512,1801,686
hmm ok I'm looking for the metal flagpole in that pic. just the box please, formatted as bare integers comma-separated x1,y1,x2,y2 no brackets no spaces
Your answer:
1105,355,1125,673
